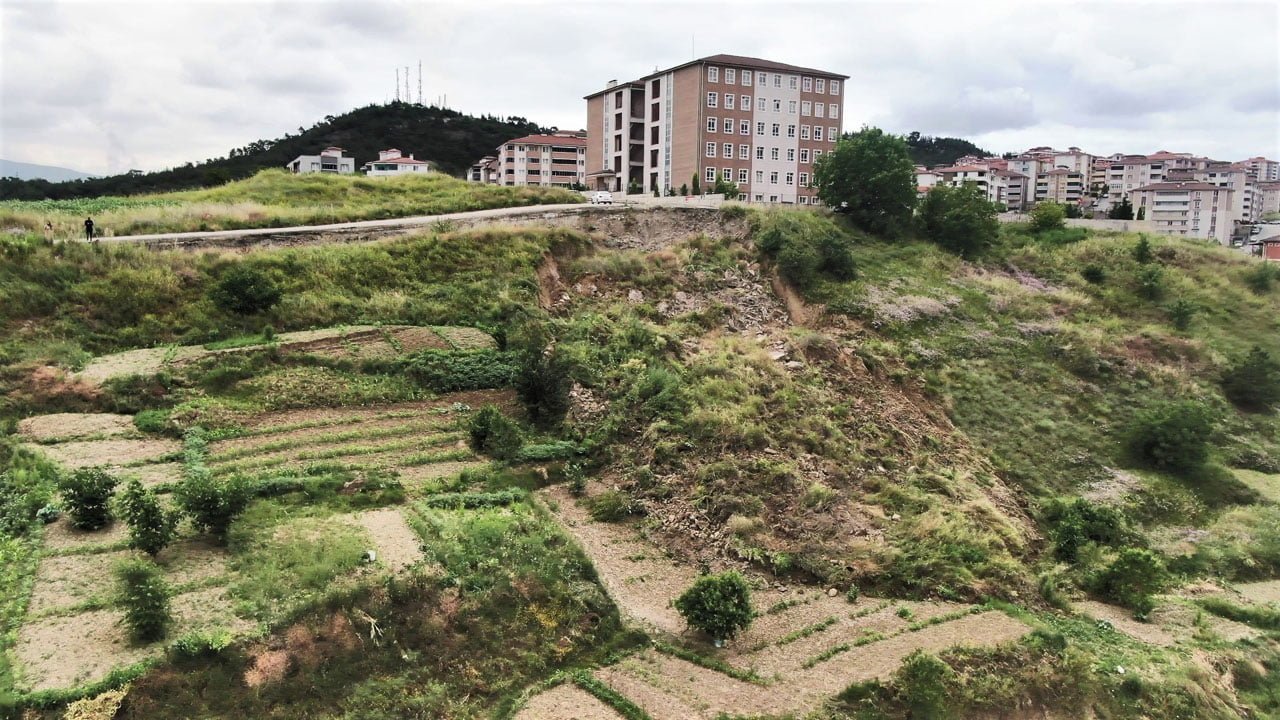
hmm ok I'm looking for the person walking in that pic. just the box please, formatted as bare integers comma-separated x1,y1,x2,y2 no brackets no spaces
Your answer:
84,217,95,242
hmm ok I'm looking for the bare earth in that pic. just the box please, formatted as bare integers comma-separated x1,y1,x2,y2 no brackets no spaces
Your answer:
41,517,129,553
1234,580,1280,606
26,438,180,470
514,682,624,720
1075,600,1178,646
17,413,137,442
346,508,424,573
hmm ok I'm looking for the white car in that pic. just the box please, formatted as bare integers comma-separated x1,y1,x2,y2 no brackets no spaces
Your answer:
590,191,614,205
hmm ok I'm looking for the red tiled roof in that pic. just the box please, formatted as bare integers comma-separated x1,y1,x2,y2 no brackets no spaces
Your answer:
504,135,588,147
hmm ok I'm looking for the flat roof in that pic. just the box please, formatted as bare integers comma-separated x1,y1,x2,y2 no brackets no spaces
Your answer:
586,53,847,98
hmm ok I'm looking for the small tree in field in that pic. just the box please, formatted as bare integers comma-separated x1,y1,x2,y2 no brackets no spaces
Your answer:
917,183,1000,258
1125,400,1214,475
59,468,119,530
1030,202,1066,232
674,571,754,645
1108,197,1135,220
813,126,916,237
175,471,253,542
691,173,702,196
119,478,180,556
210,266,281,315
1222,346,1280,412
116,557,172,643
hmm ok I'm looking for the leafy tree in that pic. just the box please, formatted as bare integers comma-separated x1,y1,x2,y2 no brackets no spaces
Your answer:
894,650,956,719
58,468,119,530
516,345,573,428
175,470,253,541
1109,197,1135,220
713,177,740,200
1092,548,1168,618
675,571,754,643
1221,346,1280,411
916,183,1000,258
691,173,701,196
1166,298,1196,331
1125,401,1215,475
119,478,180,556
116,557,172,643
1029,202,1066,232
813,126,916,236
1064,204,1083,219
210,266,281,315
467,405,523,460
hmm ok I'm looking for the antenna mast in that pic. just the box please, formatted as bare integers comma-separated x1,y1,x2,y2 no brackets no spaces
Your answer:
417,60,423,104
394,68,400,102
405,66,410,103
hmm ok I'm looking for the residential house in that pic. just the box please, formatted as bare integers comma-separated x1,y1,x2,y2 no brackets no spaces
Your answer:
285,147,355,174
360,149,433,176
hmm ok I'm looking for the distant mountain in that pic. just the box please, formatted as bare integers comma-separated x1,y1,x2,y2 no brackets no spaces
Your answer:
903,132,994,168
0,103,552,200
0,159,97,183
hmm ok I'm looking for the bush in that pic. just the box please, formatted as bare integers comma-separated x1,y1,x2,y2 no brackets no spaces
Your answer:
917,183,1000,258
1044,498,1132,562
1081,264,1107,284
116,556,172,643
585,489,641,522
1125,401,1215,475
1244,262,1278,294
401,349,518,392
515,346,573,428
119,478,180,556
209,265,281,315
1092,548,1168,617
1166,298,1196,331
893,650,955,719
1030,202,1066,232
170,628,235,661
1132,236,1154,264
132,409,173,435
776,240,822,289
58,467,119,530
1136,265,1164,300
466,405,523,460
1221,346,1280,412
0,468,56,535
754,212,856,293
674,570,754,643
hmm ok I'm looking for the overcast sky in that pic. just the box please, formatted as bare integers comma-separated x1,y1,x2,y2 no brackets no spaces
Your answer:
2,0,1277,175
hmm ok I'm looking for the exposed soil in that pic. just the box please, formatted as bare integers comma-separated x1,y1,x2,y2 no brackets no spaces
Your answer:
17,413,137,442
13,609,154,691
156,537,232,587
28,438,181,470
1075,600,1177,646
112,462,183,488
240,389,515,431
1233,580,1280,605
27,550,129,616
514,682,624,720
346,508,424,573
76,347,203,385
169,584,254,634
209,416,456,456
396,460,488,484
41,517,129,553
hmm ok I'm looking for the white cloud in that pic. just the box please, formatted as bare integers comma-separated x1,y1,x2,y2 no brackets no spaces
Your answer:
1,0,1276,175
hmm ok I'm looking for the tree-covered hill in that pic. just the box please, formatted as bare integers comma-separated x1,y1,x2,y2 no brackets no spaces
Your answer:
0,102,552,200
904,131,994,167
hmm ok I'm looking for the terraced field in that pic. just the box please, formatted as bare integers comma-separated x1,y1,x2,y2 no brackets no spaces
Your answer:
517,486,1031,719
10,390,510,692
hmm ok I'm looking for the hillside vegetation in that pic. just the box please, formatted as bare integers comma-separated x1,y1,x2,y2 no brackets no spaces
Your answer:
0,102,550,199
1,208,1278,718
0,169,580,238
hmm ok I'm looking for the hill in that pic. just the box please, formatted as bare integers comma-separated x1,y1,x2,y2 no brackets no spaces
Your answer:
0,209,1277,718
0,159,97,183
904,131,994,167
0,102,551,200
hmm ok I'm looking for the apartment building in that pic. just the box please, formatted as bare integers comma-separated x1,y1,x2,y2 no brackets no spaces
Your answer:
1107,156,1168,202
993,170,1028,210
1200,163,1256,222
1256,181,1280,217
1131,181,1237,244
1245,156,1280,181
285,147,355,175
494,133,587,188
584,54,848,204
468,156,499,184
1035,168,1087,205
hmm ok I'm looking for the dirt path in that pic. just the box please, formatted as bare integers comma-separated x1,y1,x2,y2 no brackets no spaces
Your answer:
346,508,424,573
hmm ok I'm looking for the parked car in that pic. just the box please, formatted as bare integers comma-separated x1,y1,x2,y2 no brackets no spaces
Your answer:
590,191,614,205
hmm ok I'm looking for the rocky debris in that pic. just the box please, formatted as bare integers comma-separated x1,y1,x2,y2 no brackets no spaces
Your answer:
567,384,608,428
627,289,644,304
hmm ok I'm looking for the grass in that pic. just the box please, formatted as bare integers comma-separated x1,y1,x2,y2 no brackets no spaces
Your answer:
0,169,582,238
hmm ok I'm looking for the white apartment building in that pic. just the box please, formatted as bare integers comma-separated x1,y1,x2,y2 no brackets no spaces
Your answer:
1035,168,1087,205
993,170,1029,210
1200,163,1256,222
1107,157,1167,202
495,133,587,188
1256,181,1280,217
285,147,356,175
360,149,433,176
1132,181,1238,244
1244,157,1279,181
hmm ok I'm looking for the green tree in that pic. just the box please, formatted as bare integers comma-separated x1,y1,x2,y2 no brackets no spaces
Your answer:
916,183,1000,258
1109,197,1135,220
1030,202,1066,232
691,173,701,196
674,571,754,644
515,345,573,428
1125,401,1215,475
713,177,741,200
1166,298,1196,331
894,650,956,719
1093,548,1168,618
116,557,172,643
1132,235,1153,264
175,470,253,541
813,126,916,236
58,468,119,530
119,478,180,556
210,266,281,315
1221,346,1280,412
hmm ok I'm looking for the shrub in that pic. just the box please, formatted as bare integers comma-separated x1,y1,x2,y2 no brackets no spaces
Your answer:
1244,262,1278,294
1221,346,1280,412
401,349,518,392
776,239,822,289
1081,264,1107,284
1092,548,1168,617
0,468,56,535
893,650,955,719
58,467,119,530
674,570,754,643
132,409,174,436
1136,265,1164,300
119,478,180,556
515,346,573,428
170,628,235,661
116,556,172,643
585,489,641,522
466,405,523,460
175,432,253,542
209,265,281,315
1132,236,1154,264
1166,298,1196,331
1044,498,1131,562
1030,202,1066,232
1125,401,1215,475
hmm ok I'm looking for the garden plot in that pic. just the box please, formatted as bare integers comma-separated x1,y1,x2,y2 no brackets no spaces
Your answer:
514,682,624,720
28,438,180,470
74,324,494,386
346,508,425,573
532,484,1031,719
17,413,138,442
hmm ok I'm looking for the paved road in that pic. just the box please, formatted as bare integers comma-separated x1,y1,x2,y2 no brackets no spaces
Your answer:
95,201,605,245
